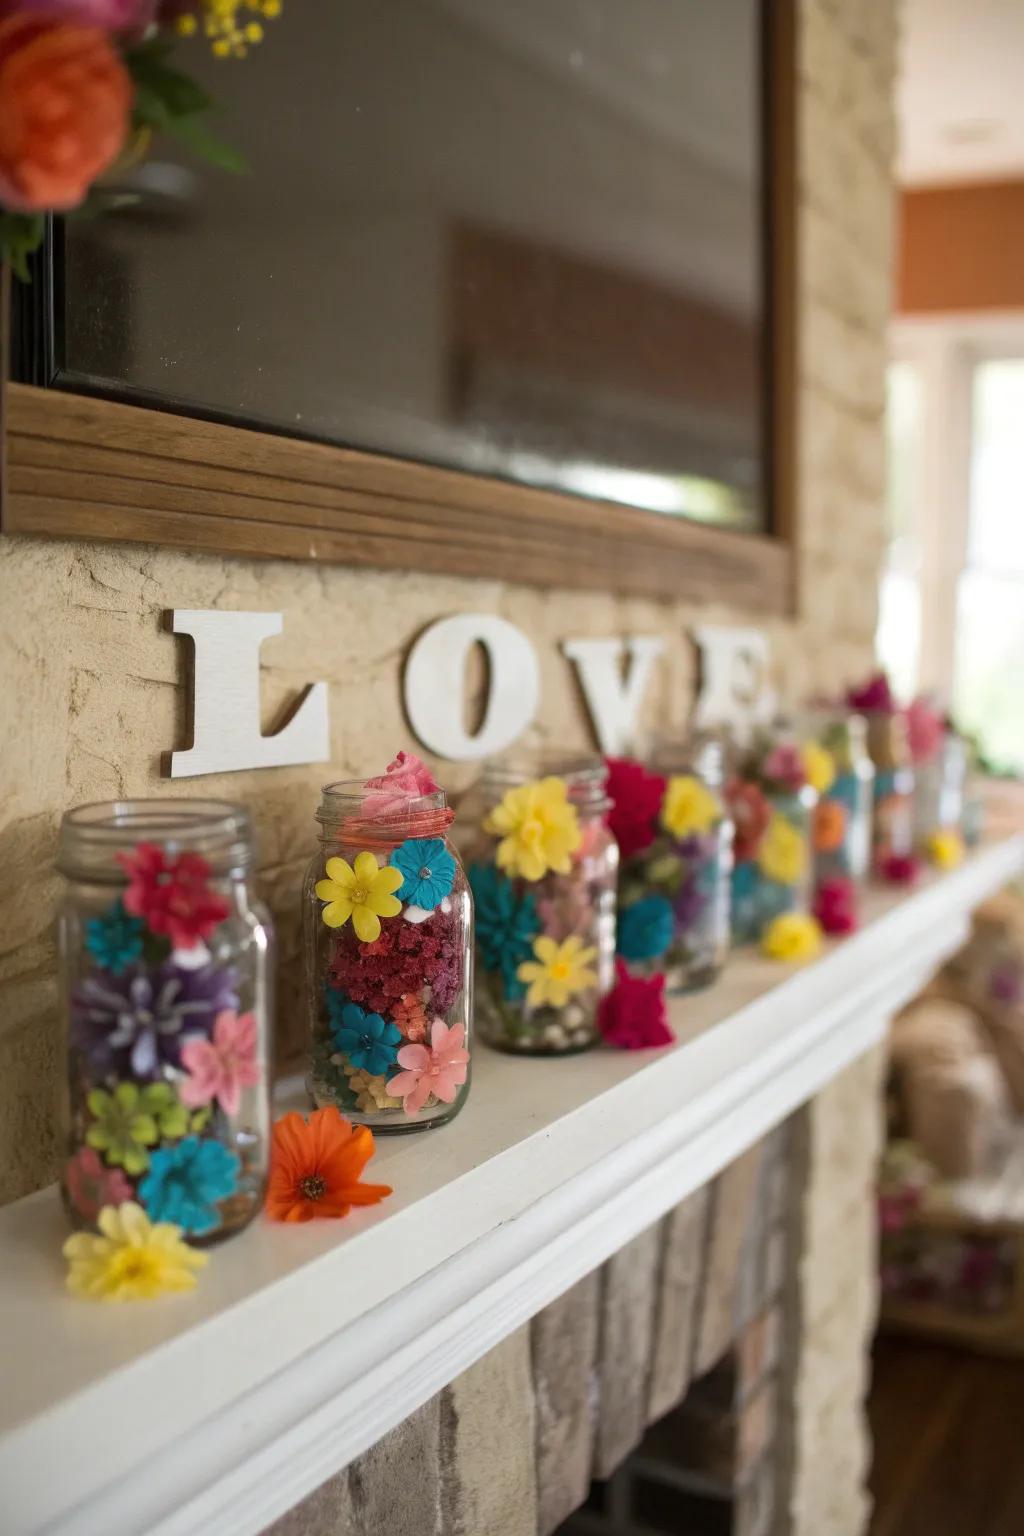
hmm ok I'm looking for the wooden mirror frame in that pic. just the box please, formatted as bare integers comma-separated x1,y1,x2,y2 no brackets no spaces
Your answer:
0,1,796,616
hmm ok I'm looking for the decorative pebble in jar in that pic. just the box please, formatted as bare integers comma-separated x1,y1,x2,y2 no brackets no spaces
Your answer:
57,800,274,1243
726,735,818,943
608,737,734,993
304,754,472,1130
465,758,617,1054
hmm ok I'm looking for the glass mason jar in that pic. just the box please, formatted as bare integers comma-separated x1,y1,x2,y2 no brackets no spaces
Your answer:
808,713,875,883
913,730,967,849
727,755,817,943
304,778,472,1131
57,800,274,1244
866,712,915,874
463,757,618,1055
622,736,734,992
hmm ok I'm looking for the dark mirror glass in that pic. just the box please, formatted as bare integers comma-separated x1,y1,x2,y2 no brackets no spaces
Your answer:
57,0,767,530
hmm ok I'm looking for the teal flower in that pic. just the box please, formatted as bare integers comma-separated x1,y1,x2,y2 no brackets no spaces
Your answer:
617,895,674,962
392,838,456,910
469,864,540,974
139,1135,239,1236
85,900,144,974
332,1002,402,1076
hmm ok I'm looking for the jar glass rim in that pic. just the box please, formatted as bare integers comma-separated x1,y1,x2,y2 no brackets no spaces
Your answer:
58,799,253,877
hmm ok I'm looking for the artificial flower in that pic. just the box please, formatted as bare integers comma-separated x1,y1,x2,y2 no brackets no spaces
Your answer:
265,1107,392,1221
847,672,895,714
71,959,238,1077
674,866,708,931
0,14,131,214
86,1081,187,1173
386,1019,469,1115
604,757,666,860
757,816,806,886
485,777,581,882
84,899,144,974
761,912,823,964
179,1008,260,1117
138,1134,239,1235
597,960,674,1049
928,828,965,870
469,863,540,975
315,851,403,942
391,992,429,1043
392,837,456,910
989,964,1023,1006
905,697,944,765
661,775,719,839
329,917,462,1014
330,1001,402,1076
801,742,835,795
173,0,282,59
725,779,772,863
617,895,674,962
342,1064,401,1113
63,1201,207,1300
362,750,440,815
760,743,808,793
63,1145,133,1222
813,798,847,853
118,842,230,950
813,876,858,935
517,934,598,1008
731,860,762,942
880,852,920,886
536,881,595,943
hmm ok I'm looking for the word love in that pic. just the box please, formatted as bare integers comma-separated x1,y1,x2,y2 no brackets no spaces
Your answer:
167,610,773,777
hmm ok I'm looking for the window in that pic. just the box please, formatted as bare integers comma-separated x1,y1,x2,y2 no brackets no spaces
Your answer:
877,361,923,699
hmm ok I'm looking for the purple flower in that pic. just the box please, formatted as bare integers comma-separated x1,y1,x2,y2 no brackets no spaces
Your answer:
674,874,706,931
71,960,238,1078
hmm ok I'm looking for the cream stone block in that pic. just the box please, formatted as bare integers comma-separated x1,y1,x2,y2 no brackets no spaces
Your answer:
531,1269,600,1536
593,1223,662,1477
441,1328,537,1536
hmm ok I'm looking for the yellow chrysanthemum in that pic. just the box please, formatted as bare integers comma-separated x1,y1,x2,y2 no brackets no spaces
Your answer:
343,1064,401,1112
485,777,581,882
661,775,720,839
63,1202,207,1302
757,816,807,886
928,828,965,870
761,913,823,964
801,742,836,795
315,851,403,942
517,934,598,1008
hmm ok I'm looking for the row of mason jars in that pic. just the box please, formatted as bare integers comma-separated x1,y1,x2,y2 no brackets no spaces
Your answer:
54,714,967,1246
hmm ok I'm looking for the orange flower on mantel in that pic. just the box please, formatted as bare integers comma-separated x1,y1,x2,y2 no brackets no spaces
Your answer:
265,1107,392,1223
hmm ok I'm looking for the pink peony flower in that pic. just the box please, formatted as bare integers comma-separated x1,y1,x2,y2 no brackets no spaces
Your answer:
880,852,920,887
64,1145,133,1221
362,751,441,816
118,842,230,949
761,742,807,792
846,672,895,714
813,875,859,935
387,1018,469,1115
905,697,944,765
179,1009,261,1117
604,757,666,860
597,960,674,1050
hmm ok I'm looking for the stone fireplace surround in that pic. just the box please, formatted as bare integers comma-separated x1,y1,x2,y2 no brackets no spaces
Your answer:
2,838,1021,1536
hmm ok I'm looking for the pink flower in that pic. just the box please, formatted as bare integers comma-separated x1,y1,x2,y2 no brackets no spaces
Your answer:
880,852,920,887
813,876,858,935
604,757,666,860
597,960,674,1050
761,742,807,792
386,1018,469,1115
118,842,230,950
847,672,895,714
905,697,943,765
64,1145,132,1221
179,1009,261,1117
362,751,441,816
0,0,156,26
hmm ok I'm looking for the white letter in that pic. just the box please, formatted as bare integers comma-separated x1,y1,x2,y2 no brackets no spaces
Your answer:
691,624,776,745
561,636,665,757
169,610,330,778
404,614,539,760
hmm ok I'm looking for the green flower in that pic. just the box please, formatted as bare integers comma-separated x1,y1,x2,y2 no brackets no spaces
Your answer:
86,1082,188,1174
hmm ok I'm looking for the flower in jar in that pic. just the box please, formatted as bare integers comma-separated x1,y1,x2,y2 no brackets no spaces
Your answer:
813,798,847,853
604,757,666,860
660,775,719,839
86,1081,188,1175
760,912,823,964
801,742,836,795
616,895,674,962
813,875,858,935
847,672,895,714
71,960,238,1077
597,960,674,1050
485,777,582,882
928,828,964,870
880,852,920,886
362,750,440,815
179,1008,260,1117
905,697,944,765
138,1134,239,1236
757,816,806,887
84,899,145,974
392,836,456,910
315,851,404,942
331,1001,402,1076
725,779,772,863
118,842,230,950
63,1202,207,1301
265,1107,392,1222
386,1019,469,1115
469,863,540,972
761,743,808,793
63,1145,133,1222
517,934,598,1008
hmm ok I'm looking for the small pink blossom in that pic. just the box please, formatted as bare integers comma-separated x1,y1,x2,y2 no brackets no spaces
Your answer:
362,752,441,816
64,1145,132,1221
762,742,807,792
597,960,674,1050
118,842,229,950
905,697,944,765
813,876,858,935
179,1009,261,1117
386,1018,469,1115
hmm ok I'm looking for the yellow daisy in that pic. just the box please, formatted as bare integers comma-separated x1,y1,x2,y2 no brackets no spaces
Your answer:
517,934,598,1008
757,816,807,886
63,1202,207,1302
485,777,582,882
928,828,965,870
801,742,836,796
315,851,403,941
661,775,720,838
761,913,823,964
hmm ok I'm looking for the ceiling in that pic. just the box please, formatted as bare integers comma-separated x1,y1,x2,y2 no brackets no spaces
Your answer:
900,0,1024,185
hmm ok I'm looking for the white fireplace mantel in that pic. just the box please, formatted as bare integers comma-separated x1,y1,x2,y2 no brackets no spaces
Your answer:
2,836,1021,1536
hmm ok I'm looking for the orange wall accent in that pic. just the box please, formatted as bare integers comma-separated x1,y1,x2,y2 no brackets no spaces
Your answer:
899,180,1024,313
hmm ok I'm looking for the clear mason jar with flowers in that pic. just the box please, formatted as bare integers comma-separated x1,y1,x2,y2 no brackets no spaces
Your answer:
464,757,618,1054
608,737,734,993
801,713,874,935
57,800,274,1245
725,734,819,942
304,755,473,1130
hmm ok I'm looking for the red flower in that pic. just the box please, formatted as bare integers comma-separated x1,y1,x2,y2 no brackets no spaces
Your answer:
604,758,665,860
118,842,229,950
329,915,462,1014
813,876,858,935
597,960,674,1050
880,852,920,887
846,672,895,714
725,778,772,863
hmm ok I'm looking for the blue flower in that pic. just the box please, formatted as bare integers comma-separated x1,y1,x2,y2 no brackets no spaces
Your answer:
85,900,144,975
392,838,456,910
324,985,348,1030
617,895,674,962
469,864,540,973
332,1002,402,1075
139,1135,239,1235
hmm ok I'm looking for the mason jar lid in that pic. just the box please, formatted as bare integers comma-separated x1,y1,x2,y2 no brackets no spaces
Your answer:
317,778,453,846
58,799,253,881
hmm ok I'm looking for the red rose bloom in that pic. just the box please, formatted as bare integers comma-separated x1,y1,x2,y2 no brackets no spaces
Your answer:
813,876,858,935
604,757,666,861
725,778,772,863
597,960,674,1050
118,842,229,949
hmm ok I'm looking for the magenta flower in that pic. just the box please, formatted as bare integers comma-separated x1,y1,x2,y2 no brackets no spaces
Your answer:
179,1009,261,1117
847,672,895,714
386,1018,469,1115
813,876,858,935
362,751,441,816
604,757,666,861
118,842,230,950
597,960,674,1050
0,0,157,26
761,742,807,792
905,697,943,765
64,1145,133,1221
880,852,920,887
